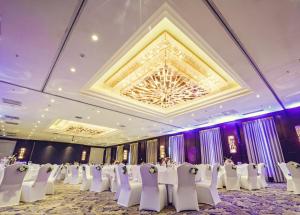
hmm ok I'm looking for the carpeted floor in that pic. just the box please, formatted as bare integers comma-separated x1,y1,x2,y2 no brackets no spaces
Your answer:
0,183,300,215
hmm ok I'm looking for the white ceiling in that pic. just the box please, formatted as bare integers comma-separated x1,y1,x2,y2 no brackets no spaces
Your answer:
0,0,299,146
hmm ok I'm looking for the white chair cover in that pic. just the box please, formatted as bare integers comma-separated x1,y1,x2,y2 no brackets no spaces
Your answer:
257,163,268,188
21,165,52,202
69,165,82,185
139,164,167,212
172,164,199,212
46,164,59,195
278,162,293,191
196,164,221,206
89,166,109,192
240,164,260,190
0,164,28,207
224,164,240,190
80,165,92,191
117,164,142,207
287,162,300,194
63,165,72,184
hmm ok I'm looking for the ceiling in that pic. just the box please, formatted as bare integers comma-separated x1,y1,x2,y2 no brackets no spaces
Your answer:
0,0,299,146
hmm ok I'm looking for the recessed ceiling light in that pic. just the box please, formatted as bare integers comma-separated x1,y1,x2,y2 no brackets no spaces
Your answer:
96,110,100,113
50,99,55,103
44,108,49,112
128,118,132,121
37,121,40,124
169,119,173,123
256,94,260,98
34,125,38,128
91,34,99,41
58,87,62,91
268,105,272,109
116,122,120,125
191,113,195,117
87,116,90,119
219,105,223,109
70,67,76,73
41,114,45,118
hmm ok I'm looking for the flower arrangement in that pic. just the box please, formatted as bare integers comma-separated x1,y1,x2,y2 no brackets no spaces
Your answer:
17,165,28,172
189,167,198,175
149,166,157,174
82,166,86,171
6,155,17,165
122,165,127,174
232,165,237,170
208,165,211,171
253,164,257,169
95,165,102,171
47,166,53,173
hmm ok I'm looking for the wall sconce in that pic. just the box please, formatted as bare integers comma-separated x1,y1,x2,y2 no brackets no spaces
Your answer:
18,147,26,160
228,135,237,153
81,150,87,161
295,126,300,142
123,149,128,161
160,145,165,158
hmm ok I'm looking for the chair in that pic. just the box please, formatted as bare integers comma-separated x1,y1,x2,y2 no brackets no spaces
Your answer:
89,165,109,192
117,164,142,207
139,164,167,212
257,163,268,188
217,166,225,189
0,164,28,207
24,164,39,182
69,165,82,185
286,162,300,194
196,164,221,206
46,164,59,195
80,165,92,191
278,162,294,191
240,164,260,190
110,165,118,193
21,165,52,202
224,164,241,190
63,165,72,184
131,165,141,182
172,164,199,212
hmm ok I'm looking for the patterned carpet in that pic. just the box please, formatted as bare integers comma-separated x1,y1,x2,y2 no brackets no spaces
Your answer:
0,183,299,215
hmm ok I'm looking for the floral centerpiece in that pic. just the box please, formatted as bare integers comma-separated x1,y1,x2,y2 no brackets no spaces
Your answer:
122,165,127,174
17,165,28,172
189,167,198,175
149,166,157,174
232,165,237,170
82,166,86,171
47,166,53,173
95,165,102,171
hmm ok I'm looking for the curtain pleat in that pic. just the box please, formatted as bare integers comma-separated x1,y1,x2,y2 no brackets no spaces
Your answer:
105,148,111,164
199,127,224,165
146,139,158,163
242,117,285,182
169,134,185,164
129,143,138,165
116,145,124,162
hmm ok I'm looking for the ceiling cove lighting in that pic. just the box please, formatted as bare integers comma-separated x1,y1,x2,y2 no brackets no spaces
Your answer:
84,15,250,118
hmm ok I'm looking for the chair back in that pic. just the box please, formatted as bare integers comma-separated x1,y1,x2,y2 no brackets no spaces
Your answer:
204,164,212,181
132,165,141,181
257,163,266,178
71,165,79,177
278,162,290,178
177,164,195,188
117,164,130,190
247,164,258,178
140,164,158,190
225,164,238,177
287,162,300,178
92,165,103,182
210,164,219,188
34,165,51,186
0,164,27,189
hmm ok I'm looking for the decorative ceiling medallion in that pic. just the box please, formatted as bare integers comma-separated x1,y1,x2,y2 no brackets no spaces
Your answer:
48,119,116,138
83,5,250,117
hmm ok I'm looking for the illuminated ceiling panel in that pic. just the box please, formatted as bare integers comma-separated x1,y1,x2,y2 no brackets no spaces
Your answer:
48,119,116,138
83,12,250,117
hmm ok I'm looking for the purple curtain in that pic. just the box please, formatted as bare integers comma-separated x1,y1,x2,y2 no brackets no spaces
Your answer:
199,127,224,165
242,117,285,182
168,134,185,164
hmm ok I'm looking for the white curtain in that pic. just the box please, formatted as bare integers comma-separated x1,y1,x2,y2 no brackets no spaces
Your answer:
146,139,158,164
129,143,138,165
169,134,185,164
105,148,111,164
89,147,105,164
116,145,124,162
242,117,285,182
199,127,224,165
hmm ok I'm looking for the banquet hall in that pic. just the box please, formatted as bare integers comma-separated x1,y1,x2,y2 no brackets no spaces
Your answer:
0,0,300,214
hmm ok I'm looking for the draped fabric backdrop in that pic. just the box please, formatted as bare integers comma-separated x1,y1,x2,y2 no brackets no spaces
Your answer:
89,147,105,164
199,127,224,165
242,117,285,182
129,142,138,165
116,145,124,162
168,134,185,164
105,148,111,164
146,139,158,164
